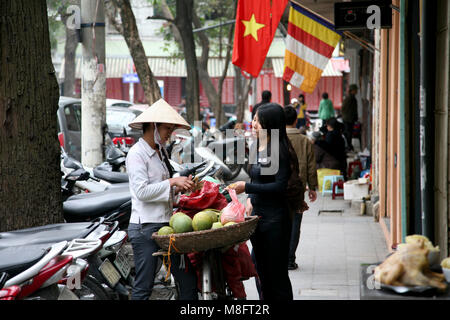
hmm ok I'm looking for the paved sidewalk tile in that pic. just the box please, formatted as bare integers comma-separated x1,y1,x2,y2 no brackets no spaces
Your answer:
234,171,389,300
240,193,389,300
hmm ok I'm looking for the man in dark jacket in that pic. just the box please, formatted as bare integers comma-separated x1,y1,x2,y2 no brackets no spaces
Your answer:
341,84,358,150
251,90,271,120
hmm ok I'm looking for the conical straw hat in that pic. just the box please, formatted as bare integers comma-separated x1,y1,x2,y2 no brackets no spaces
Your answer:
128,98,191,130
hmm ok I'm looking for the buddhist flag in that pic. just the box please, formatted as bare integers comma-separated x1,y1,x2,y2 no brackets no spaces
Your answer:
232,0,288,77
283,3,342,93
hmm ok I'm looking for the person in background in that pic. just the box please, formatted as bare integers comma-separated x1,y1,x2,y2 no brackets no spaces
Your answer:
316,118,347,180
311,131,341,170
296,94,308,129
341,84,358,151
252,90,272,121
284,106,318,270
318,92,335,125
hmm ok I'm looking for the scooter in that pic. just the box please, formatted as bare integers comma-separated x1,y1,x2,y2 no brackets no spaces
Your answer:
0,238,101,300
170,122,249,181
0,219,131,300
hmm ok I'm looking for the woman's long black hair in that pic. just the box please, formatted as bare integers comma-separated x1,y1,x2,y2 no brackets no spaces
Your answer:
253,103,299,173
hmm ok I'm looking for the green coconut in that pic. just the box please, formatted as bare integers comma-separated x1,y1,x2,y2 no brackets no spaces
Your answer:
158,226,175,235
172,214,193,233
192,211,214,231
224,222,237,227
211,222,223,229
170,212,187,228
201,209,219,224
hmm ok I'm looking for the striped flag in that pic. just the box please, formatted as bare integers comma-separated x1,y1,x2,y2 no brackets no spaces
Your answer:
283,3,342,93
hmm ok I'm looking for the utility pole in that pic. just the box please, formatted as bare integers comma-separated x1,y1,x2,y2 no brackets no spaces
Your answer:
81,0,106,168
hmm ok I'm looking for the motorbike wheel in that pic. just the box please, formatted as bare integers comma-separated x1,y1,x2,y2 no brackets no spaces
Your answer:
72,275,111,300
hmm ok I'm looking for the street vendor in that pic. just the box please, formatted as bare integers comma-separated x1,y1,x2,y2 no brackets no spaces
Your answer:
126,98,198,300
228,103,294,300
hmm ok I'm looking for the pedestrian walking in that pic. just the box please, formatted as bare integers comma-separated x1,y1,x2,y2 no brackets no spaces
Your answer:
229,103,295,300
295,94,308,129
252,90,271,121
341,84,358,151
126,99,198,300
318,92,335,124
284,106,318,270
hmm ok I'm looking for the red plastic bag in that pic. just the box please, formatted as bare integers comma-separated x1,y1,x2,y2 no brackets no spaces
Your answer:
220,189,245,225
175,180,228,217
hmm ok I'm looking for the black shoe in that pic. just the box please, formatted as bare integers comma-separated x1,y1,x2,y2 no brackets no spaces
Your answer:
288,262,298,270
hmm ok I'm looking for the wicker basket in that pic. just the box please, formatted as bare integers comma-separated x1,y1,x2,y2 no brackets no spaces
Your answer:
152,216,260,253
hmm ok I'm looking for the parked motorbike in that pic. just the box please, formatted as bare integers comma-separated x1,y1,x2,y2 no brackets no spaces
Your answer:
0,219,131,300
169,121,250,181
0,237,101,300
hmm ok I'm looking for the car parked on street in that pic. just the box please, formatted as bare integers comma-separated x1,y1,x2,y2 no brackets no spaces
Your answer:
57,97,141,161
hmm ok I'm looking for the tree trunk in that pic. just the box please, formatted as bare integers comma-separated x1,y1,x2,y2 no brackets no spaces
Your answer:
192,10,233,127
60,0,80,98
175,0,200,123
63,27,78,97
0,0,62,231
193,10,220,124
109,0,161,105
81,0,106,168
234,66,252,123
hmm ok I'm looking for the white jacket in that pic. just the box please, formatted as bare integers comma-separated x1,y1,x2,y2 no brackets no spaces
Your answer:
126,138,174,224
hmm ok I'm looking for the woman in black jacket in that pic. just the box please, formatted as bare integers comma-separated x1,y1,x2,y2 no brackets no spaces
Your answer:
229,103,296,300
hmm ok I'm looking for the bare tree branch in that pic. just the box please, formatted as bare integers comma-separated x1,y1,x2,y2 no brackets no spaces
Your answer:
105,0,124,34
146,15,174,23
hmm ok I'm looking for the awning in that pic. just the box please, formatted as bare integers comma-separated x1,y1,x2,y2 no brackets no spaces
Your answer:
59,56,235,79
271,57,343,78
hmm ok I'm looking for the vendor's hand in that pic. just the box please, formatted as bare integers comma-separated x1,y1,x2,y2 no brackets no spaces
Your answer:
227,181,246,194
246,198,253,216
308,190,317,202
170,175,194,193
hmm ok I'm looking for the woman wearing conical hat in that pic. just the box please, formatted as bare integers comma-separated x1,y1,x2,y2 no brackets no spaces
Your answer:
126,99,198,300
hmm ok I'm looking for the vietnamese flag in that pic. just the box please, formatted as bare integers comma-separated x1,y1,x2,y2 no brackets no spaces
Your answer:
232,0,288,77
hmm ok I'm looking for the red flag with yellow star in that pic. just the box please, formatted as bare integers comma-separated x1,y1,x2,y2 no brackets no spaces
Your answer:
232,0,288,77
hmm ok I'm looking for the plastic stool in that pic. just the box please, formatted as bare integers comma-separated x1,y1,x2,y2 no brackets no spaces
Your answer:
322,175,344,196
332,180,344,199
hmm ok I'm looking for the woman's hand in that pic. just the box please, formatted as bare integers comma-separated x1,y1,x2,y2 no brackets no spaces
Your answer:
227,181,246,194
169,175,195,193
246,198,253,216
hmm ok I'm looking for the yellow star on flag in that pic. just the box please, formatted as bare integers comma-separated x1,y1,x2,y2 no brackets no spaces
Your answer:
242,14,265,41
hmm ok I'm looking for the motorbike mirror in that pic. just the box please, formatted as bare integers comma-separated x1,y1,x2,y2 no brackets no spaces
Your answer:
66,168,90,181
63,155,83,170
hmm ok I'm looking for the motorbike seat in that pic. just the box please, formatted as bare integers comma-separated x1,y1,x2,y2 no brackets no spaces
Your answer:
0,245,49,277
93,168,129,183
63,187,131,218
105,182,129,190
0,222,99,248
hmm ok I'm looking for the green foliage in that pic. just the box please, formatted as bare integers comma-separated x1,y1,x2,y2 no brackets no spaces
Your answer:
150,0,236,58
46,0,73,51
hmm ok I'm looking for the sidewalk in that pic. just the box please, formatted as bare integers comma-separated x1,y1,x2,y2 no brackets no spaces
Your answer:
234,172,389,300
